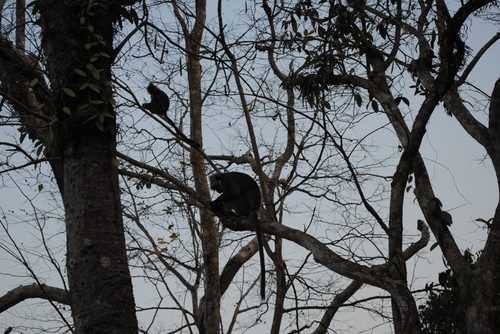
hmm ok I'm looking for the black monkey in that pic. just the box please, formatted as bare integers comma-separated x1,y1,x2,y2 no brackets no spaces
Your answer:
143,83,170,117
143,83,200,148
209,172,266,300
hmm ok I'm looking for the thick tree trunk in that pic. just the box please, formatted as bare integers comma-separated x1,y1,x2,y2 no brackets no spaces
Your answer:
391,287,421,334
464,278,499,334
63,132,137,333
37,1,138,332
461,78,500,334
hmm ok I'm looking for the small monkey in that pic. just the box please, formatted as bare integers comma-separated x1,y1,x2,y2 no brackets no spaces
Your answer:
143,83,199,148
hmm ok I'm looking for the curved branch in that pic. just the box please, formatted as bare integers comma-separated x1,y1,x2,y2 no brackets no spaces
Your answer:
444,86,489,147
220,237,260,296
311,280,363,334
458,32,500,85
403,220,430,260
221,216,398,292
0,284,70,313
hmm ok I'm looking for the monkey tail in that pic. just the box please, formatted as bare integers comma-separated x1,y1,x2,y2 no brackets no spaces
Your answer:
162,115,200,148
251,211,266,300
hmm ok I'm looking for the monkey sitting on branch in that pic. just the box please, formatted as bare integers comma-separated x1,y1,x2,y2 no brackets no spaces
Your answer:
142,83,199,147
209,172,266,300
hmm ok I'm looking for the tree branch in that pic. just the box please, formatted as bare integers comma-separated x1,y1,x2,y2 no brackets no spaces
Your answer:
0,284,70,313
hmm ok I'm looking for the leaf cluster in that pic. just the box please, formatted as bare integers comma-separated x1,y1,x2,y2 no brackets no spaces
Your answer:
418,250,478,334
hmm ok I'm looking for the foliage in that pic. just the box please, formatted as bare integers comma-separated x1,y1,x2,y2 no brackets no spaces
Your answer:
1,0,499,333
419,250,478,334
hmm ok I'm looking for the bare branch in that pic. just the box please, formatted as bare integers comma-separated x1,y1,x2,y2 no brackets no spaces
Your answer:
0,284,70,313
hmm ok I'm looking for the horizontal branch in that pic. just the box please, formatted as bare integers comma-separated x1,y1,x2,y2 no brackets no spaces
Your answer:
0,284,70,313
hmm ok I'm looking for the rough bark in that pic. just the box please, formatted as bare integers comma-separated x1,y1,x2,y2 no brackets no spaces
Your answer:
35,1,138,332
461,78,500,334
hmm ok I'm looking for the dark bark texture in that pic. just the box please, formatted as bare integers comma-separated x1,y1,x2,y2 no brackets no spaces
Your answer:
35,1,138,333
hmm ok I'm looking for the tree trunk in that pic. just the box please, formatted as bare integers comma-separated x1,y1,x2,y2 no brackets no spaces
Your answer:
37,1,138,332
173,0,219,332
63,131,137,333
461,78,500,334
464,277,499,334
391,286,421,334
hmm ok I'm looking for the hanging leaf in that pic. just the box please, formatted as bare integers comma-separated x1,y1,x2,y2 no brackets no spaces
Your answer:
441,211,453,226
354,93,362,107
377,23,387,39
20,131,27,144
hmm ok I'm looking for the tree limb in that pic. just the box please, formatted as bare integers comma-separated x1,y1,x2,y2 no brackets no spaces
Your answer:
0,284,70,313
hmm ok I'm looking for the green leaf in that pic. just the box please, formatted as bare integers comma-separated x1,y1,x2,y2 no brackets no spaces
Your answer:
95,120,104,131
63,107,72,115
30,78,39,87
98,113,105,124
93,34,105,45
63,87,76,97
74,69,87,77
91,68,100,80
38,184,44,192
88,83,100,93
